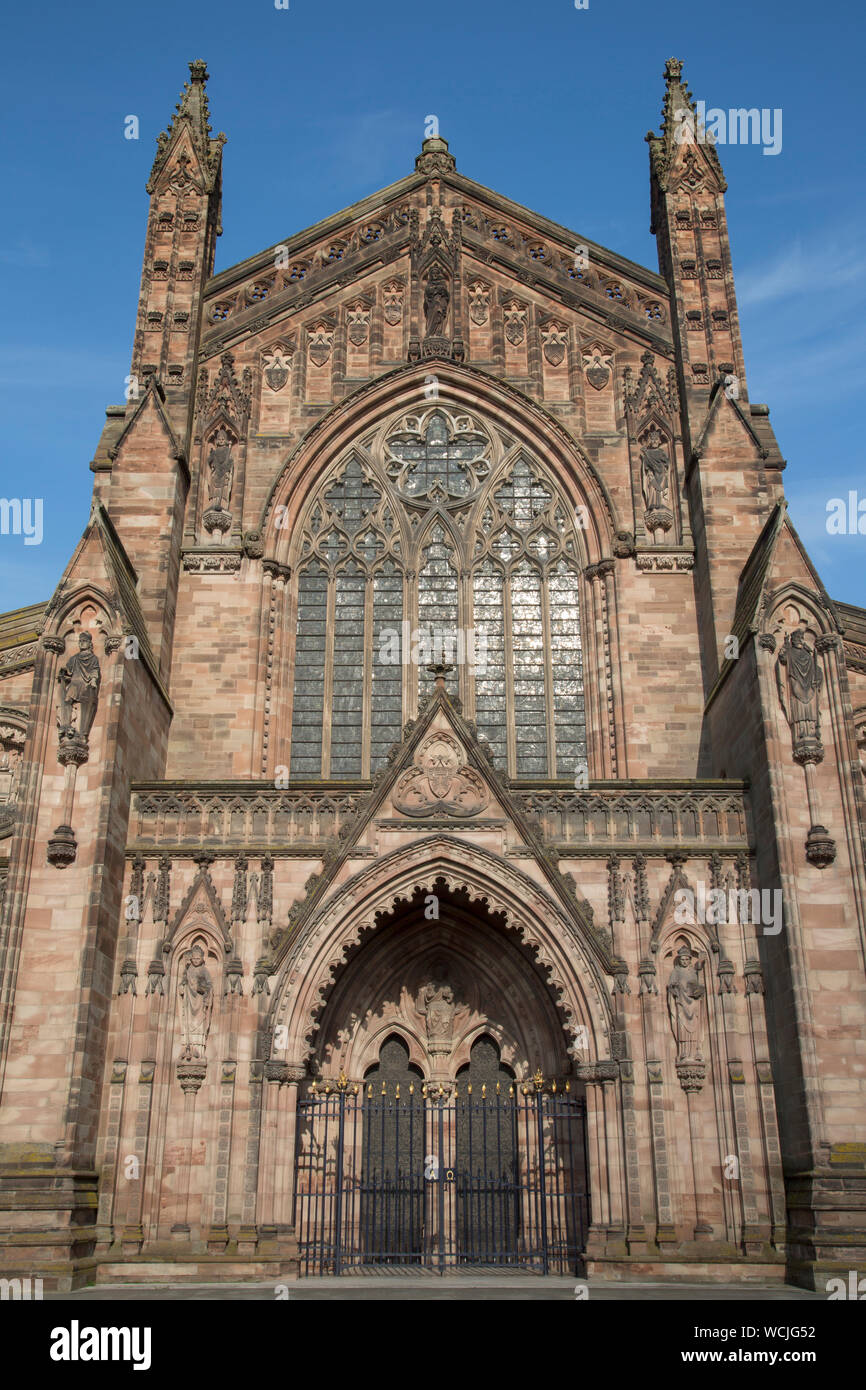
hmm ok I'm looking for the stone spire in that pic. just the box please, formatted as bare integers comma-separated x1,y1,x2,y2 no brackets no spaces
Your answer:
147,60,226,194
415,134,456,176
646,57,726,193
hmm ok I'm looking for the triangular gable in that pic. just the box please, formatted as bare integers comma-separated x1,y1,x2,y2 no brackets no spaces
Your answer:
108,377,187,473
42,503,166,703
273,685,607,962
166,861,232,948
691,378,772,466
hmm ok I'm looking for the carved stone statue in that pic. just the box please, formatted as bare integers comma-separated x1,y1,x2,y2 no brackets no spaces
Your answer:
666,944,705,1062
420,970,455,1046
179,944,214,1060
206,428,234,511
641,432,671,513
776,630,822,755
423,267,450,339
57,632,101,739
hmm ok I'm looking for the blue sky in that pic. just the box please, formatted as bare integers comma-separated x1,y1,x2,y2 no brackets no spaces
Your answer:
0,0,863,613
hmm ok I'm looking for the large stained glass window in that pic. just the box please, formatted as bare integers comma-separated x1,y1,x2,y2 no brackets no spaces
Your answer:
288,408,586,780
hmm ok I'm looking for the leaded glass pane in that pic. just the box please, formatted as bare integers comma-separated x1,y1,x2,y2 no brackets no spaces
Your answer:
495,457,551,529
330,562,366,776
549,561,587,777
291,561,328,776
324,458,381,535
386,411,489,500
511,560,547,776
418,525,458,697
371,561,403,771
473,559,507,767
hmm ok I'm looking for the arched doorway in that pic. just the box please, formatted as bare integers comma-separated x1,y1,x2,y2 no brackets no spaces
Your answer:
292,883,589,1273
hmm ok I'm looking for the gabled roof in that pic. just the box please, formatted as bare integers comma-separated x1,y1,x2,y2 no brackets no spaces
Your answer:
0,600,47,654
205,154,668,302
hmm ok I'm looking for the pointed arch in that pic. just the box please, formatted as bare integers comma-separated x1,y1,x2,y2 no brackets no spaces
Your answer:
265,835,615,1070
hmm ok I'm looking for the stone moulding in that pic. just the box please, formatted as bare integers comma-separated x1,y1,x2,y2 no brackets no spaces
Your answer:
126,781,749,851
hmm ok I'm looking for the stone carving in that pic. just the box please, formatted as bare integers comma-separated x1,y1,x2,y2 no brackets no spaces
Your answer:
178,944,214,1060
57,633,101,748
0,726,24,830
776,631,823,760
308,324,333,367
540,323,567,366
468,281,490,326
346,306,371,346
583,348,612,391
262,348,291,392
392,732,489,818
640,428,674,536
383,280,404,325
420,970,456,1048
204,428,235,534
666,943,705,1062
504,303,527,346
423,266,450,338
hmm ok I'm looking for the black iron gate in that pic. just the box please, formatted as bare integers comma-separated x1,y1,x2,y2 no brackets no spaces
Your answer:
294,1077,589,1275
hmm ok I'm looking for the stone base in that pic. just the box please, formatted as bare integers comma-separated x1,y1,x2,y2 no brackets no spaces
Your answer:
46,823,77,867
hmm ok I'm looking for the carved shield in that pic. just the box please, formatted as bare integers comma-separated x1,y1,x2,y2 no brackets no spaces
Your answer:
383,283,403,325
469,283,490,326
505,309,526,346
263,350,290,392
347,310,370,345
542,329,567,366
583,351,611,391
308,330,332,367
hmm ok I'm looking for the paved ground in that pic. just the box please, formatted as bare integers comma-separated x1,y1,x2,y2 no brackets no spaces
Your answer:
49,1275,824,1301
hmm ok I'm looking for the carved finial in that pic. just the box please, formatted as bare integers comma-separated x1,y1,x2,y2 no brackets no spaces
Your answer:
189,59,209,83
426,646,454,690
664,57,684,84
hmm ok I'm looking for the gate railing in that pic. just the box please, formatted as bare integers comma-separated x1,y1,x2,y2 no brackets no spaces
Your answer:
293,1077,589,1276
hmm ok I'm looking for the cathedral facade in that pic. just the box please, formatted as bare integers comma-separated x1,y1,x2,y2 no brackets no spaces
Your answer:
1,59,864,1290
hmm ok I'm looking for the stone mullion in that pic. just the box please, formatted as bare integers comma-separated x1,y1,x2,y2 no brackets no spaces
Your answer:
321,574,336,776
584,569,607,779
705,982,740,1246
362,573,374,780
255,567,275,776
599,560,625,777
540,568,556,775
404,563,416,721
503,568,516,778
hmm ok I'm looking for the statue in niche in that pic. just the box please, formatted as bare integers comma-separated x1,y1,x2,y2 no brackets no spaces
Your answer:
640,428,671,513
56,632,101,739
423,266,450,338
776,630,822,752
666,943,705,1062
179,943,214,1060
205,428,235,512
420,969,455,1045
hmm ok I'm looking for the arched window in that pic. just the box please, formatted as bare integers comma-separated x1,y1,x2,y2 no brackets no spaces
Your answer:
288,406,588,781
